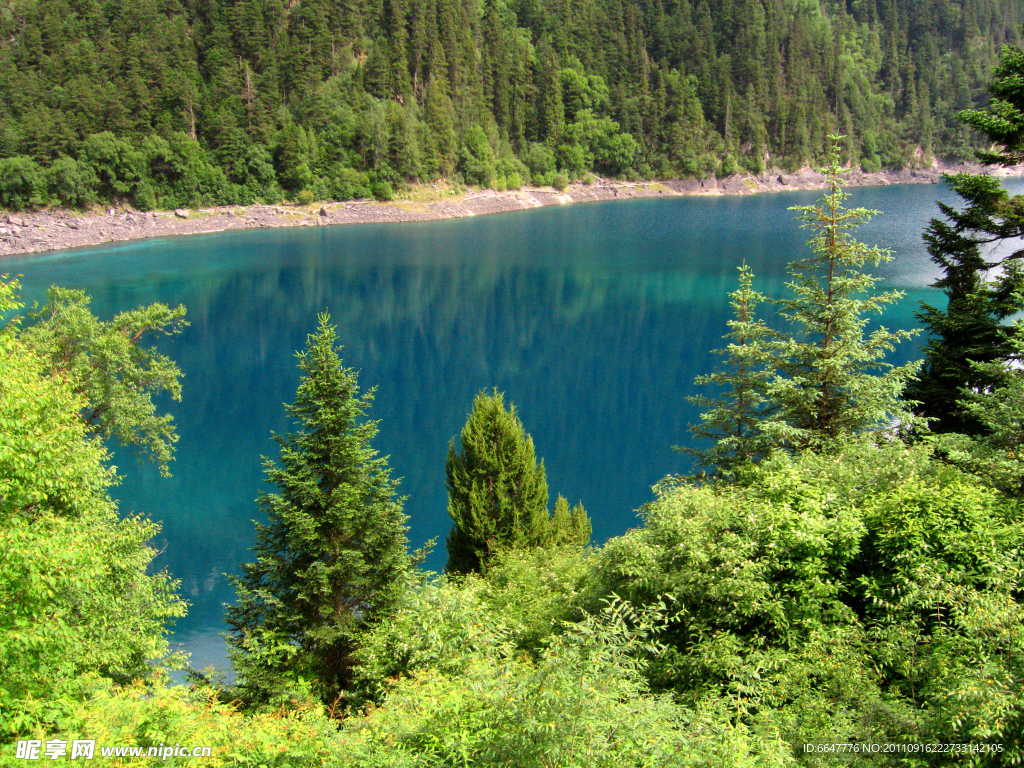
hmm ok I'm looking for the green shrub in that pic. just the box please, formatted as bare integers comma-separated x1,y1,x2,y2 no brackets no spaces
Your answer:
37,674,341,768
592,442,1024,756
343,596,792,767
46,157,99,208
0,278,186,737
717,154,739,177
79,132,143,200
296,188,315,205
370,180,394,201
480,546,592,653
0,156,46,209
552,172,569,191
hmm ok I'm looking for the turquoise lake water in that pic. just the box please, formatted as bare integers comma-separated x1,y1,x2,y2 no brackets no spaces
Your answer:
8,179,1021,671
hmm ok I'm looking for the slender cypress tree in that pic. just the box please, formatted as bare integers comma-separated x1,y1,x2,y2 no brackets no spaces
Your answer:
681,263,777,476
445,390,589,573
762,139,921,451
550,494,591,547
226,313,412,705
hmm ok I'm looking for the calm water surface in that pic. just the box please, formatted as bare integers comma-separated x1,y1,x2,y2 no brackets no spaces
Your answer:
8,180,1020,671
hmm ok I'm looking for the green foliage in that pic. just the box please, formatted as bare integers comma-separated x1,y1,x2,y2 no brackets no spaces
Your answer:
0,0,1014,210
960,43,1024,166
479,545,593,653
762,141,921,450
911,177,1024,435
445,390,551,574
79,133,143,201
226,314,413,706
930,323,1024,495
909,37,1024,435
682,263,777,476
0,277,186,738
21,288,187,476
593,441,1024,759
343,592,794,767
46,157,99,208
445,390,590,574
31,673,341,767
0,156,45,209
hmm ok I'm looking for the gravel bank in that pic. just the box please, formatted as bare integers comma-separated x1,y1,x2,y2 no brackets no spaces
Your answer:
0,163,1015,258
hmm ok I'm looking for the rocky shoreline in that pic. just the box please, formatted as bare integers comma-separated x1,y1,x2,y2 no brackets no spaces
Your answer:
0,162,1017,258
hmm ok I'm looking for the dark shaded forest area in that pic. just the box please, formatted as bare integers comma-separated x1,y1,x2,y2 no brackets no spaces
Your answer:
0,0,1021,209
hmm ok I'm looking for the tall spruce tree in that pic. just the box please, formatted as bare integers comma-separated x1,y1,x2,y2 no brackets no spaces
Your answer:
907,43,1024,435
445,390,589,574
762,139,921,451
681,263,777,476
226,314,412,705
931,323,1024,496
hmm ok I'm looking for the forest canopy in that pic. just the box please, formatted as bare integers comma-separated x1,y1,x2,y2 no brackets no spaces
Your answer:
0,0,1021,210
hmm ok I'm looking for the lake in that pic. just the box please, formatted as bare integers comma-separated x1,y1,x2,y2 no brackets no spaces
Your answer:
7,179,1019,672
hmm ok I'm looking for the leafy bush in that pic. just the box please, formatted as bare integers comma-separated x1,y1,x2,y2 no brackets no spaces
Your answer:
370,180,394,201
79,132,143,200
591,441,1024,758
0,156,46,209
28,674,342,768
0,278,186,737
522,143,556,181
480,546,592,653
46,157,99,208
343,597,793,767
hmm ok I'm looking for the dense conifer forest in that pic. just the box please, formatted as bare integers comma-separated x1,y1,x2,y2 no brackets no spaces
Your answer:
0,0,1022,210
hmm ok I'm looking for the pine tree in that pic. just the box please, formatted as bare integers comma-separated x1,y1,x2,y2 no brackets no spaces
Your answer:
681,263,777,476
445,390,589,573
226,313,412,705
931,324,1024,496
906,190,1024,435
762,138,921,451
907,42,1024,435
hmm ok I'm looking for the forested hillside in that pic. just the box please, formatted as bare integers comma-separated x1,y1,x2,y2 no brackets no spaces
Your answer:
0,0,1020,209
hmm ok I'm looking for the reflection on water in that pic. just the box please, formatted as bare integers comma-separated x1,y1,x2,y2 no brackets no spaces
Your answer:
10,180,1022,671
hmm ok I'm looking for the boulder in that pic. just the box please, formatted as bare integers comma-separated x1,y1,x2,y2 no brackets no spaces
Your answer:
174,209,190,219
7,214,25,226
319,206,328,217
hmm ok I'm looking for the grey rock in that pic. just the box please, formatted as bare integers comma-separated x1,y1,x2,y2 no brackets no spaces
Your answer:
174,208,190,219
778,174,788,185
7,214,25,226
319,206,328,217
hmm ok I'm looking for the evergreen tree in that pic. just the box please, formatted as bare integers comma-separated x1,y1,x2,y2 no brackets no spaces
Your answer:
931,323,1024,496
549,494,592,547
445,390,589,573
226,314,412,705
908,42,1024,435
681,263,777,476
762,139,921,451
